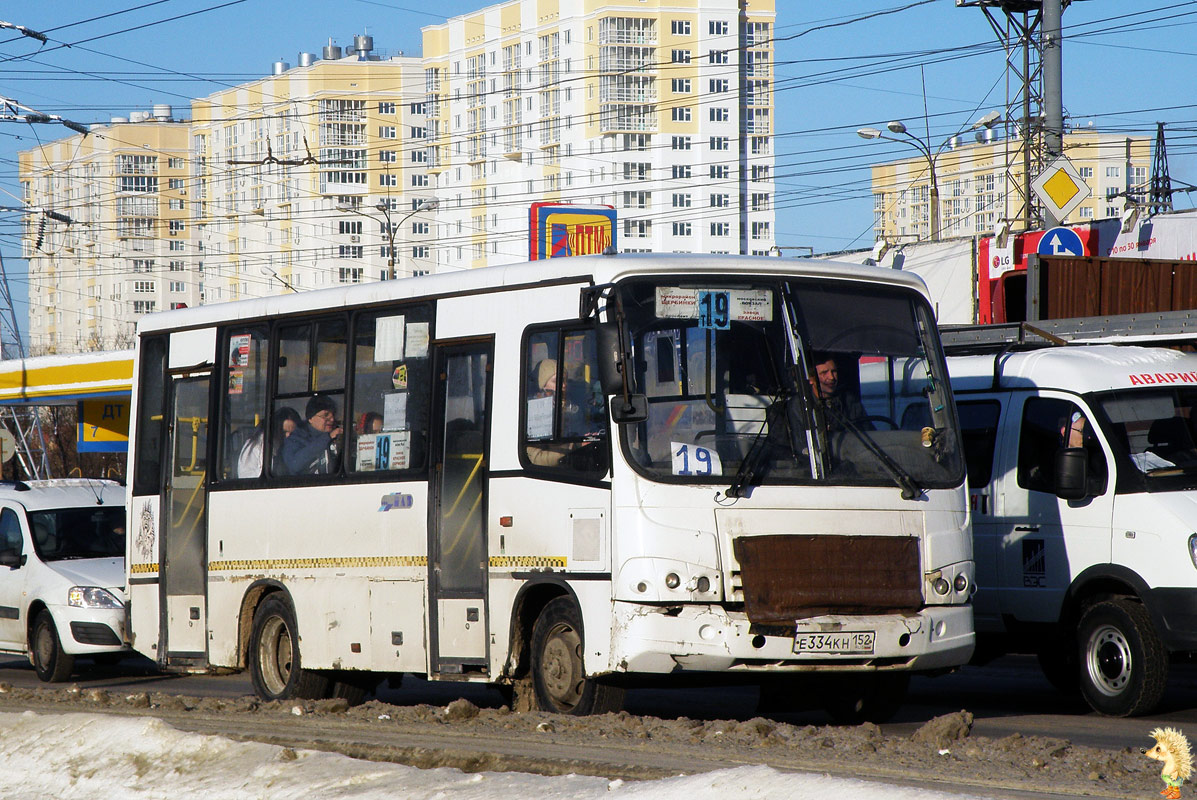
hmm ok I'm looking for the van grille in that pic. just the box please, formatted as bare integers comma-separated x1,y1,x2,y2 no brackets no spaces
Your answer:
731,534,921,625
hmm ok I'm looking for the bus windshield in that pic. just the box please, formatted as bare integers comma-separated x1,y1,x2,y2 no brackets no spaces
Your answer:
1094,387,1197,492
617,277,964,493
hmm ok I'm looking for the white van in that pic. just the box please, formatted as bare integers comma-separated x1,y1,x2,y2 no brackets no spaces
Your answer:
0,479,128,681
942,344,1197,716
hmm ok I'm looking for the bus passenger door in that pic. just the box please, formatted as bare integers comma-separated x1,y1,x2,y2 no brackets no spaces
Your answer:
161,373,211,665
428,341,493,676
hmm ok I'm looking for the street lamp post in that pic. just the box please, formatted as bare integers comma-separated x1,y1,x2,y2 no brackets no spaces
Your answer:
337,197,439,280
857,113,1000,243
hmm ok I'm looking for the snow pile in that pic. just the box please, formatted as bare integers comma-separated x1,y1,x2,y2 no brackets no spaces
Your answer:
0,711,1002,799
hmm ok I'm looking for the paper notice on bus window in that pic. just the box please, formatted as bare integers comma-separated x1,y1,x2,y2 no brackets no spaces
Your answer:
526,395,554,439
357,435,378,471
374,315,405,362
405,322,430,358
383,392,408,430
229,334,251,367
670,441,723,477
655,287,772,322
389,431,410,470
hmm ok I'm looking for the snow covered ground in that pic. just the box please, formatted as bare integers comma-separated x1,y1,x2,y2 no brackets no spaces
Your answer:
0,711,1009,800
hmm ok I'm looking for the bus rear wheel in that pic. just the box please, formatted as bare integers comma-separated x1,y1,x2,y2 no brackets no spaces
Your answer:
530,597,624,715
249,594,329,701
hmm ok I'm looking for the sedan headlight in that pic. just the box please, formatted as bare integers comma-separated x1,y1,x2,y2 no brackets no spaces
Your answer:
68,587,123,609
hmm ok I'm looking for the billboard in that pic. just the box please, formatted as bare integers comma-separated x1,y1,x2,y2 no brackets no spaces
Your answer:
529,202,617,260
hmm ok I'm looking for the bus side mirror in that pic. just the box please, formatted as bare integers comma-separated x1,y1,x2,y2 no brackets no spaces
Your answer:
610,394,648,424
595,322,627,395
1054,447,1089,500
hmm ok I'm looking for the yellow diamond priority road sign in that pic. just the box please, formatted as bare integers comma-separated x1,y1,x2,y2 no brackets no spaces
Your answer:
1031,156,1092,221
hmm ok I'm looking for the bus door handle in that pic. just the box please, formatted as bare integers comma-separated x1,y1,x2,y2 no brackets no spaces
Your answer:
1014,525,1039,532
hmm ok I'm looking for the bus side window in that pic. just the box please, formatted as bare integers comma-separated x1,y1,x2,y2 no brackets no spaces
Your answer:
521,327,609,476
270,316,348,479
220,327,269,480
348,306,432,474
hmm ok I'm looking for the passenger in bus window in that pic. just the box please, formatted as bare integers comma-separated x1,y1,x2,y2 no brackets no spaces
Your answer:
357,411,384,435
237,407,302,479
809,352,870,431
279,395,344,475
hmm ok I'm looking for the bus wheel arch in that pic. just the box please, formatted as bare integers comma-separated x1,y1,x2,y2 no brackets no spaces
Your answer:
528,595,624,715
236,580,287,670
245,587,329,701
507,579,577,681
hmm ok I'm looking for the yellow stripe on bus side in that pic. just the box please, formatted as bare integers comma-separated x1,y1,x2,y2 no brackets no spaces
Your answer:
488,556,567,568
129,563,158,574
209,556,428,571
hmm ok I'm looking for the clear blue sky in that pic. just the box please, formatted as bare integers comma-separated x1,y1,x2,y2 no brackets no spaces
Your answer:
1,0,1195,324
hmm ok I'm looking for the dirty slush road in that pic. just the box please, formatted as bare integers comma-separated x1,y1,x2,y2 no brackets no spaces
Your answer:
0,683,1159,798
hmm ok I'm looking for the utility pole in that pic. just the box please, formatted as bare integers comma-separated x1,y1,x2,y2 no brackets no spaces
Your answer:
1041,0,1064,227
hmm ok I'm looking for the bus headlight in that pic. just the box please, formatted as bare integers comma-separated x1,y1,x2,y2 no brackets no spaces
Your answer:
68,587,123,609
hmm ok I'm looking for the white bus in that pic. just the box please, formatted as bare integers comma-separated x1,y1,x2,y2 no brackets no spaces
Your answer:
125,254,973,718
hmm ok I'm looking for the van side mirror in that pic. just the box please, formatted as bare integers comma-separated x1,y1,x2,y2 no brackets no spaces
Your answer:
1054,447,1089,500
0,549,24,569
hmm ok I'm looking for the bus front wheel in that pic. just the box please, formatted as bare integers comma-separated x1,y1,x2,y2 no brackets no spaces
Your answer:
249,594,329,701
530,597,624,715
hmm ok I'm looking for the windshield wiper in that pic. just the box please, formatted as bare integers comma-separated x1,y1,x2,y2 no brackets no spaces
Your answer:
823,403,924,500
726,392,807,498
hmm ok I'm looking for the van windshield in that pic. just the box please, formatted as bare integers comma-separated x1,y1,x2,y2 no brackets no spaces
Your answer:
28,507,125,562
1094,387,1197,492
615,277,964,493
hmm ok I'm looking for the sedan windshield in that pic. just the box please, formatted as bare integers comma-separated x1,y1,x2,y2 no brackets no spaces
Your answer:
29,507,125,561
617,277,964,493
1094,387,1197,492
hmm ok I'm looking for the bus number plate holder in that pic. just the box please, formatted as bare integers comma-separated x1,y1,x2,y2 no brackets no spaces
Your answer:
793,630,875,655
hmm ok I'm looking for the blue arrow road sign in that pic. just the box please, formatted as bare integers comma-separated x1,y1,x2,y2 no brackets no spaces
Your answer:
1036,227,1085,257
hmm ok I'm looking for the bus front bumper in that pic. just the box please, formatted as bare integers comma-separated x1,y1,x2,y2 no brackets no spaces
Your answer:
609,601,974,674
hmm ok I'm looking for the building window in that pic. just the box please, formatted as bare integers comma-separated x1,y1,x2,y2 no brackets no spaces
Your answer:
133,281,155,293
751,192,770,211
168,178,184,189
411,174,428,186
709,20,729,35
710,193,729,208
412,150,428,163
132,259,154,273
169,240,185,251
671,20,690,36
379,126,397,139
752,221,771,239
133,301,157,314
168,198,184,210
672,221,691,236
671,136,691,151
338,245,363,259
709,79,728,93
709,107,729,122
169,220,185,234
380,174,397,187
169,261,184,271
710,222,729,236
671,49,691,64
671,78,691,93
672,164,692,179
169,281,185,292
410,127,426,139
752,165,771,181
411,246,429,258
379,150,397,162
671,107,691,122
1106,166,1120,177
411,221,429,235
1079,166,1093,178
709,50,729,65
338,220,362,235
379,102,396,114
672,193,691,208
709,136,729,151
167,157,184,169
338,267,363,283
710,165,730,179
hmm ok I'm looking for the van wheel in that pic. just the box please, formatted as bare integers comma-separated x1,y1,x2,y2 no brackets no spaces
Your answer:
824,673,910,724
530,597,624,715
249,594,329,702
1078,599,1167,716
32,611,74,683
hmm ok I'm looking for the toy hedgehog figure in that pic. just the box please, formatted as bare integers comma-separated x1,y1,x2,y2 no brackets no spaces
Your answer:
1145,727,1192,799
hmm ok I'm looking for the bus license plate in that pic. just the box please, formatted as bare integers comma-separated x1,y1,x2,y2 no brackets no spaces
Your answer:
793,630,875,655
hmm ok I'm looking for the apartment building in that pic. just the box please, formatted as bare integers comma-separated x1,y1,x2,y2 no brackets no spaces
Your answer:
19,110,194,354
421,0,776,269
190,37,433,302
867,129,1153,242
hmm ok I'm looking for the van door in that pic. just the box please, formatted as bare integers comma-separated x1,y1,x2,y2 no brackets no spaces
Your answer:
991,392,1114,625
0,507,26,648
428,340,493,675
160,373,211,664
